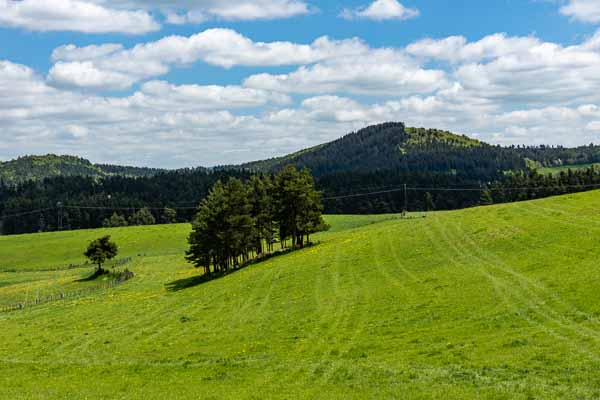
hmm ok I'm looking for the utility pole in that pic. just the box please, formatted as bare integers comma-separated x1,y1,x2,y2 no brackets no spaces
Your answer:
403,184,408,217
56,202,63,231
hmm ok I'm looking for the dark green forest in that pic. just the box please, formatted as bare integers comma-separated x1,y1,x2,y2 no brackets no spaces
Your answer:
187,167,327,275
2,122,600,235
0,154,163,185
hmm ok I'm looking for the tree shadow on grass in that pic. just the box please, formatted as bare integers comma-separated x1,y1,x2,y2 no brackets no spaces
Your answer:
165,243,319,292
75,268,134,283
75,268,108,282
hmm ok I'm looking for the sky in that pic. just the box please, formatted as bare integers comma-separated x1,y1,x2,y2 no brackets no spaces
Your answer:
2,0,600,168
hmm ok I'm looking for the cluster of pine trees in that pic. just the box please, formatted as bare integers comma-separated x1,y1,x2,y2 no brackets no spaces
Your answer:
102,207,177,227
482,167,600,204
186,166,328,275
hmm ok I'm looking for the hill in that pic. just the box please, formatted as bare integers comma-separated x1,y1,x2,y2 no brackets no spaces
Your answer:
4,122,600,235
0,154,163,184
2,192,600,398
242,122,523,176
243,123,600,177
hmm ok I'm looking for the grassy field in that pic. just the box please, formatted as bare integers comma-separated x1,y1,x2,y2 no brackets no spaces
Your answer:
1,195,600,399
537,163,600,175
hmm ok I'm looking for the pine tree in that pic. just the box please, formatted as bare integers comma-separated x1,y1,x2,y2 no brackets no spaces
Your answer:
223,178,253,267
104,212,128,227
186,169,326,275
425,192,436,211
273,166,327,248
129,207,156,226
162,207,177,224
246,175,275,255
480,189,494,206
187,181,228,274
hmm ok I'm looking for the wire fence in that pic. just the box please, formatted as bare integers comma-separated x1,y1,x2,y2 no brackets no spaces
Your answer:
0,269,135,314
0,257,133,273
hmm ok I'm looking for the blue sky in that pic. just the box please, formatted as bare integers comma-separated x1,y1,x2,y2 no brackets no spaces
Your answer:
1,0,600,167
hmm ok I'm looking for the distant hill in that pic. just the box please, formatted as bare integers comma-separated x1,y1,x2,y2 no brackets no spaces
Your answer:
242,122,525,177
0,155,164,185
4,122,600,235
243,123,600,177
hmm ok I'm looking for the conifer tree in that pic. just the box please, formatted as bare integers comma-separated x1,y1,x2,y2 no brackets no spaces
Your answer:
162,207,177,224
129,207,156,226
186,169,326,275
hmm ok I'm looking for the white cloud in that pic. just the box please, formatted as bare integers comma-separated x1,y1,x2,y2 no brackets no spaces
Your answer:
6,56,600,168
0,0,159,34
209,0,308,20
0,0,311,34
102,0,311,22
405,31,600,106
341,0,419,21
406,34,540,63
48,61,137,91
132,81,292,110
561,0,600,23
49,29,445,95
8,27,600,166
0,60,309,166
48,29,370,90
51,44,124,62
244,50,447,96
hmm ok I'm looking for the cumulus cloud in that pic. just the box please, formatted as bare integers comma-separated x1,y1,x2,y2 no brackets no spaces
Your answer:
405,31,600,106
560,0,600,23
49,29,445,96
158,0,310,23
48,29,371,90
0,60,306,166
0,0,159,34
406,34,540,63
132,81,292,110
243,50,447,96
7,27,600,166
0,0,311,34
341,0,419,21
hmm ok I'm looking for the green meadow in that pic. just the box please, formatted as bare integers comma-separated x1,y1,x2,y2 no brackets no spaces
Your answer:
537,163,600,175
2,193,600,399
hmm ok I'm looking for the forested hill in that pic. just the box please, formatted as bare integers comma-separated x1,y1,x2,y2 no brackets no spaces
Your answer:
4,122,600,235
241,122,526,177
0,155,164,184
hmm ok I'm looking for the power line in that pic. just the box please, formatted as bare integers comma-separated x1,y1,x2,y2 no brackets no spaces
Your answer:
322,183,600,200
0,207,56,220
3,183,600,219
0,205,199,223
62,205,198,211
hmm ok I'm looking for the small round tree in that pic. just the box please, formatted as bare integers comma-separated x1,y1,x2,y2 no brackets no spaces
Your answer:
84,235,118,274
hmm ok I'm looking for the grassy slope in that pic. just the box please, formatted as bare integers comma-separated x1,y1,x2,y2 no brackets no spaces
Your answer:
0,224,189,270
1,196,600,398
537,163,600,175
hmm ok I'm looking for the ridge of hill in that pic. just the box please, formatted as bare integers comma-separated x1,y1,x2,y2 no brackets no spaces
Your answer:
1,191,600,398
5,123,600,184
241,122,506,176
5,122,600,235
0,154,164,184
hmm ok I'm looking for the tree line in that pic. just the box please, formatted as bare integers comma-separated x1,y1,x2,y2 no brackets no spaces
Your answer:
4,123,600,235
186,166,328,275
481,167,600,204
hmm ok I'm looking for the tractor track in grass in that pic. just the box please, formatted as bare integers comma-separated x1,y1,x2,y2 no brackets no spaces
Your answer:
453,212,599,322
449,217,600,344
382,226,420,286
429,217,591,359
520,201,600,233
431,216,600,363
